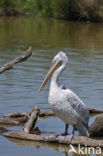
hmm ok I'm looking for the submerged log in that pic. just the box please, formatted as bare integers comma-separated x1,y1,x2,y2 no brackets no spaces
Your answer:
0,117,19,125
0,46,32,74
89,114,103,137
23,107,40,133
3,130,103,147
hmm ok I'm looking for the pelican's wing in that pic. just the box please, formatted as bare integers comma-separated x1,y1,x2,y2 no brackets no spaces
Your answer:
65,89,89,129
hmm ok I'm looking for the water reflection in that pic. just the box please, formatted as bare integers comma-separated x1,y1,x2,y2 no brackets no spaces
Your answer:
0,17,103,53
5,136,103,156
0,17,103,156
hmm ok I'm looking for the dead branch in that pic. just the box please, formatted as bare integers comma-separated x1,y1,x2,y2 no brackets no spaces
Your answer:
1,107,103,147
23,107,40,133
3,130,103,147
40,111,55,117
0,46,32,74
0,115,28,125
5,111,54,118
88,107,103,113
0,126,9,134
4,112,27,118
0,117,19,125
4,107,103,119
0,107,103,126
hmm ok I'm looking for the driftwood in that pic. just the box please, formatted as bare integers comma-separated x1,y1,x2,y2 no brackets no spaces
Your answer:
89,114,103,137
39,111,55,117
0,117,19,125
0,111,54,125
5,110,54,118
3,130,103,147
0,107,102,126
4,107,103,118
0,115,28,125
4,112,27,118
3,136,71,154
0,127,9,134
0,106,103,148
88,107,103,114
23,107,40,133
0,46,32,74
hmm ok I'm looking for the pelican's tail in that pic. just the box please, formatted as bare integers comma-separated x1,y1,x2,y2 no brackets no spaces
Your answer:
75,124,89,137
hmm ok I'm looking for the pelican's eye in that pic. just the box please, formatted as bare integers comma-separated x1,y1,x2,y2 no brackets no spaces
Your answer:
59,60,62,66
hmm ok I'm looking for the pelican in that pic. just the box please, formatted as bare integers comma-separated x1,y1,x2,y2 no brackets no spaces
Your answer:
38,52,89,137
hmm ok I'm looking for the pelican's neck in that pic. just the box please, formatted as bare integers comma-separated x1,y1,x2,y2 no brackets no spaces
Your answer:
50,63,66,89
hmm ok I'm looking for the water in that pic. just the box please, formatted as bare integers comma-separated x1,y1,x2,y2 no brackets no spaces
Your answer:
0,16,103,156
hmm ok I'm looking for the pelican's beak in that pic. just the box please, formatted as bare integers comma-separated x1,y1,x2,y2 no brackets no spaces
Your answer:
38,60,61,92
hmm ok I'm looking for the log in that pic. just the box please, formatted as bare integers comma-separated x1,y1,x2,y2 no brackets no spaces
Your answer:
40,111,55,117
4,112,28,124
89,114,103,137
0,126,9,134
39,107,103,116
5,136,71,153
0,116,28,125
0,107,40,126
3,130,103,147
88,107,103,114
4,107,103,119
0,107,103,126
4,136,71,153
23,107,40,133
4,111,54,118
0,117,19,125
5,112,27,118
0,46,32,74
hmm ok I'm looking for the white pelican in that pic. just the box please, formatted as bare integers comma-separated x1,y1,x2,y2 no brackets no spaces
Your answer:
38,52,89,137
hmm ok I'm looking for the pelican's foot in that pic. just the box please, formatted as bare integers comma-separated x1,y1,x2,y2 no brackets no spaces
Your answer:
61,132,69,136
56,131,69,137
57,134,73,144
66,134,73,143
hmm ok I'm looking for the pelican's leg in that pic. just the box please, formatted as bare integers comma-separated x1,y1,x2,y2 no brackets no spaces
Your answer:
58,124,73,143
65,123,69,135
65,124,73,143
60,123,69,136
72,126,75,135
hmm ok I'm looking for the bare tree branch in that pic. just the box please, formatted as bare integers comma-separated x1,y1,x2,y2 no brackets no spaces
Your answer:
0,46,32,74
23,107,40,133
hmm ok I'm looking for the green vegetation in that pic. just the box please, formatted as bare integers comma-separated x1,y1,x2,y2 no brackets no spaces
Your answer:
0,0,103,22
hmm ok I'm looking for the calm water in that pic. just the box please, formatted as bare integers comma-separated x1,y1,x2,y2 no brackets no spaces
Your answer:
0,16,103,156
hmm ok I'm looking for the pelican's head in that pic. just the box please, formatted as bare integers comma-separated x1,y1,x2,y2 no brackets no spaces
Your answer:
38,52,68,92
53,52,68,65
